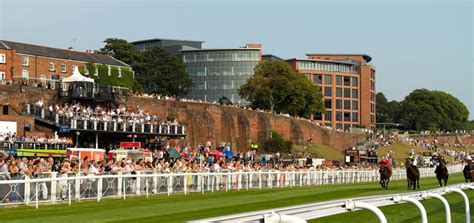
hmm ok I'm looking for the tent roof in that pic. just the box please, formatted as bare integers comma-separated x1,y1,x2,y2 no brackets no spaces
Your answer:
62,67,95,83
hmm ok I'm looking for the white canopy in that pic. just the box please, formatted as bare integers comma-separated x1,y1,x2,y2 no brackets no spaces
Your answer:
62,66,95,83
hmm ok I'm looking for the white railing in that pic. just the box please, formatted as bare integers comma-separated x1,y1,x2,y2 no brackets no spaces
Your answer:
193,182,474,223
0,164,464,208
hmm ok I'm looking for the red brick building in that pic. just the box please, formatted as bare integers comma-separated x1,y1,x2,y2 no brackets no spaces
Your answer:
287,54,376,130
0,40,131,86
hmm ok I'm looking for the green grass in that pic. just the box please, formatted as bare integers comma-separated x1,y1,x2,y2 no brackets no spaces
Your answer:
0,174,472,223
293,144,344,160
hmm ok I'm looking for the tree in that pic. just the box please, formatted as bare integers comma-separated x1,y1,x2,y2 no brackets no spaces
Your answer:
97,38,144,70
239,61,323,118
376,92,400,123
218,96,233,105
398,89,469,131
137,47,192,97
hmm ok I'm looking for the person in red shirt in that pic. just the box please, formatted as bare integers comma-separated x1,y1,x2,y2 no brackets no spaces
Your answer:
379,156,391,174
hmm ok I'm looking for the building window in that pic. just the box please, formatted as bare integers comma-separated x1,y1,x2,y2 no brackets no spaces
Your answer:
94,67,98,76
352,101,358,110
84,66,89,75
352,112,358,122
314,74,322,84
118,68,122,78
336,99,342,109
336,76,342,85
0,54,5,63
49,62,55,71
370,92,374,102
352,89,358,99
336,88,342,97
108,66,111,76
22,69,29,80
336,112,342,121
324,75,332,85
371,114,375,123
371,103,375,113
344,112,350,122
344,100,351,110
40,75,47,87
61,64,67,73
324,99,332,109
336,123,343,130
23,56,29,66
0,72,5,80
371,80,375,90
344,88,351,98
325,111,332,121
352,77,358,87
324,87,332,97
343,76,351,86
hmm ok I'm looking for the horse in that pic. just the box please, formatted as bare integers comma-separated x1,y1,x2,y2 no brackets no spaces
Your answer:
405,159,420,190
379,165,391,190
434,160,448,187
463,162,474,182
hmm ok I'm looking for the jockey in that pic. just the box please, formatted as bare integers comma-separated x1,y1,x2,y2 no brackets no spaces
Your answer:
407,149,417,166
379,156,391,174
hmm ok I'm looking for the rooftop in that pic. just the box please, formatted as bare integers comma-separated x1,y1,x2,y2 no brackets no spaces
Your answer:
130,38,205,45
286,58,358,65
305,54,372,63
180,48,261,52
0,40,130,67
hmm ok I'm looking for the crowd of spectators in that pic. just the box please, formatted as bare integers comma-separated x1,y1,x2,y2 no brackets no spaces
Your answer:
34,100,179,126
0,132,73,146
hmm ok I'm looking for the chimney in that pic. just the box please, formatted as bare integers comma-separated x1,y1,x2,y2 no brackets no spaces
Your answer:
85,49,93,53
68,47,74,51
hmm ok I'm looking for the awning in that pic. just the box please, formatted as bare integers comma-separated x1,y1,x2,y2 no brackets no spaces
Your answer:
62,66,95,83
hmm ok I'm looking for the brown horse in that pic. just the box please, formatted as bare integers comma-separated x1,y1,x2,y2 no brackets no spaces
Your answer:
379,165,391,190
406,159,420,190
435,161,448,187
463,162,474,182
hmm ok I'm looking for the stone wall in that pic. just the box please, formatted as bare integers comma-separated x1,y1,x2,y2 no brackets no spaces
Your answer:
0,85,365,152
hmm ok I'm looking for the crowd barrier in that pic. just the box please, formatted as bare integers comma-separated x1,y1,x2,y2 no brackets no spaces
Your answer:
0,164,464,207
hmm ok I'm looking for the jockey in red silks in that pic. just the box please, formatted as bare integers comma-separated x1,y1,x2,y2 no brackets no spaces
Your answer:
379,156,391,170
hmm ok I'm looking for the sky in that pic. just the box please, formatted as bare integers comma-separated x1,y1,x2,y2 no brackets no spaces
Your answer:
1,0,473,119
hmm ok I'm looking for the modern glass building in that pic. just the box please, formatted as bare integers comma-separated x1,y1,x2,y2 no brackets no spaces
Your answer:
130,38,204,56
181,44,262,105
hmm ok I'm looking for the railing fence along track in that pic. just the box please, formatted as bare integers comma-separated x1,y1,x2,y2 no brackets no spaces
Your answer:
0,164,464,209
193,182,474,223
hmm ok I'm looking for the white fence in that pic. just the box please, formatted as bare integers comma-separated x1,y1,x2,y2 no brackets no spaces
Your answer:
194,182,474,223
0,164,464,208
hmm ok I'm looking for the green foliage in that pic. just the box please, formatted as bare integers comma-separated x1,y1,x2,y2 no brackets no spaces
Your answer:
137,47,192,97
97,38,144,69
398,89,469,131
376,92,400,123
259,131,292,153
239,61,323,118
79,63,142,92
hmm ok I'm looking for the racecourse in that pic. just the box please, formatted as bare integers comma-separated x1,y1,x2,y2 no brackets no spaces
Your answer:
0,173,472,223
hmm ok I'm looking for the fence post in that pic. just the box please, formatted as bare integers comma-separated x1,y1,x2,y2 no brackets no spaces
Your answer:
345,200,387,223
421,192,451,223
448,187,470,223
97,176,103,202
51,172,57,204
75,174,81,200
117,172,122,198
24,175,30,205
259,173,262,189
136,172,141,196
167,175,172,196
152,175,158,194
393,195,427,223
238,174,242,191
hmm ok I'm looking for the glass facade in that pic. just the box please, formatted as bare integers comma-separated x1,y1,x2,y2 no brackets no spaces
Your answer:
183,49,260,105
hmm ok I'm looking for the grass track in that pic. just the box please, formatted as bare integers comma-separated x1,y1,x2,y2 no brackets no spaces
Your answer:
0,174,472,223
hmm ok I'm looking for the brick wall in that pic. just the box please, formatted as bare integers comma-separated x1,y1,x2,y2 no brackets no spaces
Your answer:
0,85,366,152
